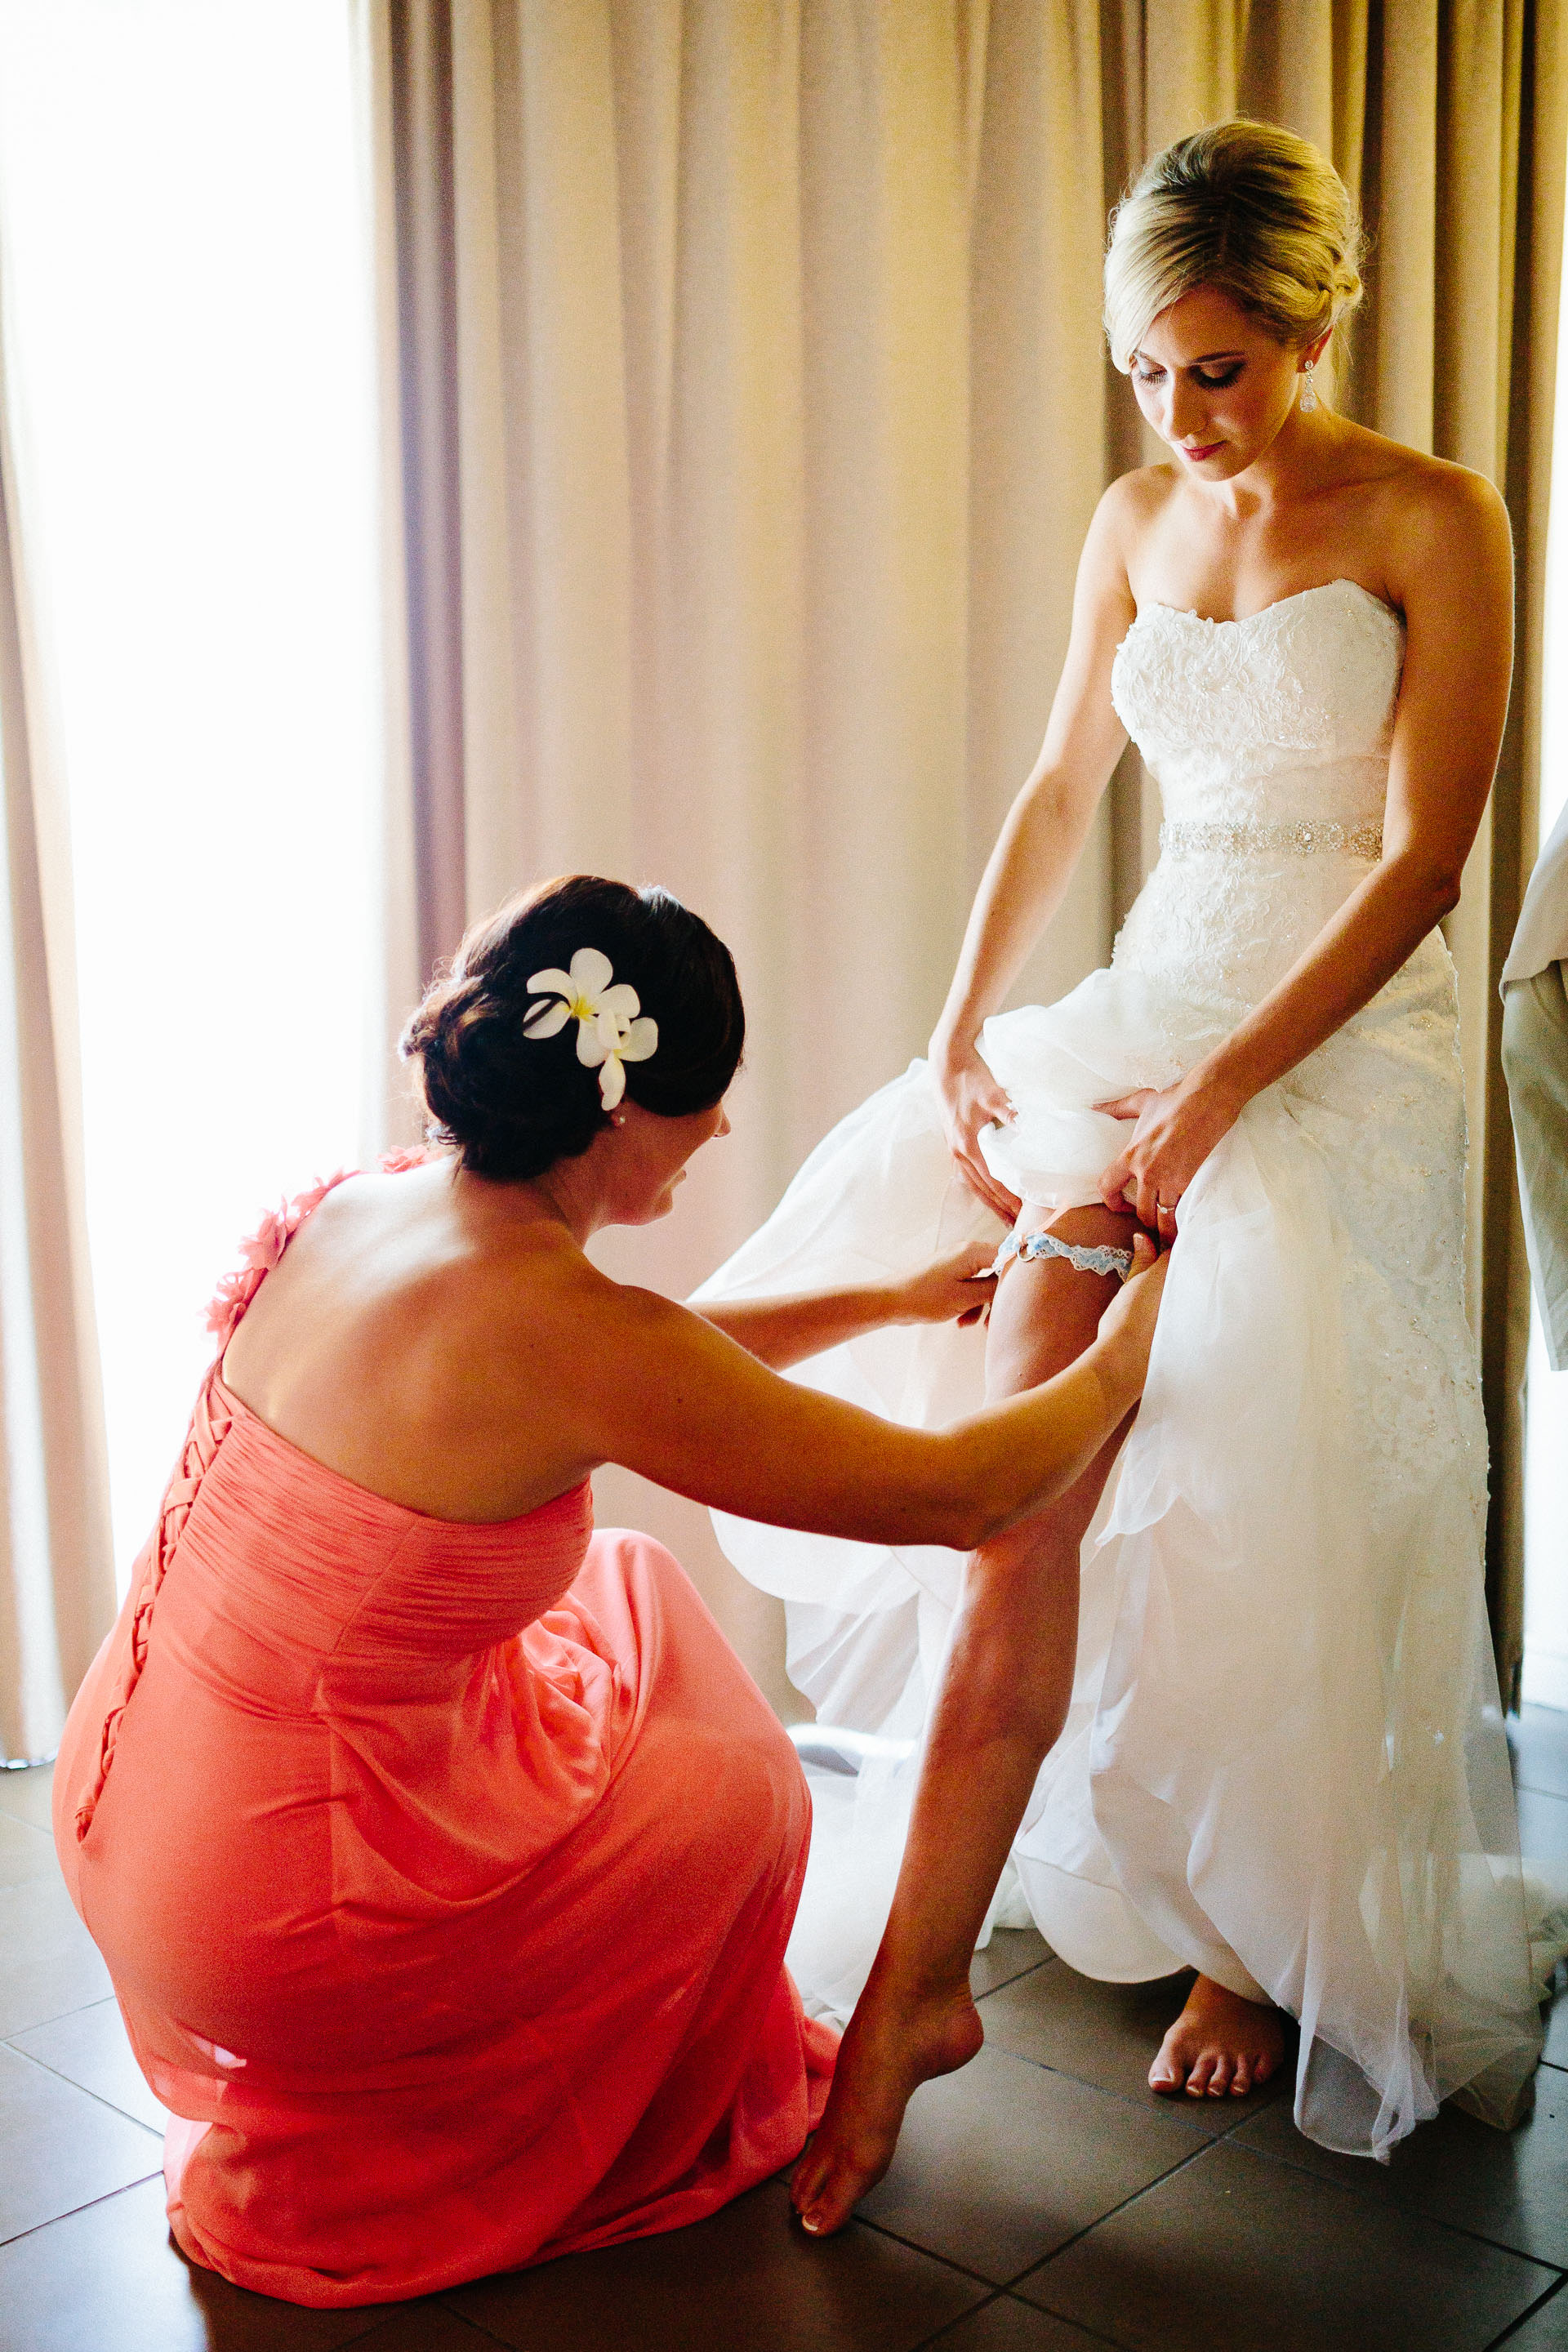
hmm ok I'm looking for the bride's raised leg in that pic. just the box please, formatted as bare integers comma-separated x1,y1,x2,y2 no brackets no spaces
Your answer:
792,1202,1138,2237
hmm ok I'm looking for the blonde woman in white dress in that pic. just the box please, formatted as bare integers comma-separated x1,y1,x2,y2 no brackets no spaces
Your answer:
696,121,1544,2232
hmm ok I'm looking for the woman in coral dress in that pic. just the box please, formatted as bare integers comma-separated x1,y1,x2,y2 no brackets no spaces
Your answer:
53,872,1163,2307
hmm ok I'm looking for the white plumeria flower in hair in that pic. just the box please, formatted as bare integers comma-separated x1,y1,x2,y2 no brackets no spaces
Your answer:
523,947,659,1111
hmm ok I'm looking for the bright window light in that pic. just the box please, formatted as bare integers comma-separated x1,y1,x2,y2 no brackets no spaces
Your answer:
0,1,381,1588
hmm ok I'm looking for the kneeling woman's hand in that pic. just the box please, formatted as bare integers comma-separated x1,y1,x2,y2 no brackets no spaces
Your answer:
1092,1232,1169,1392
893,1242,1000,1328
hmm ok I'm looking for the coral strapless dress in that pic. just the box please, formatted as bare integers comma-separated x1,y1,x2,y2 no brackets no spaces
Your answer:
53,1172,834,2307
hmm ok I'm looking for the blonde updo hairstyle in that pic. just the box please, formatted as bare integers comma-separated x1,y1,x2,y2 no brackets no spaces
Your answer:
1104,120,1365,395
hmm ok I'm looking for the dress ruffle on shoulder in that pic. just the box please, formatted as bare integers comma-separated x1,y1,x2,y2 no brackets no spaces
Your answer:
203,1149,442,1347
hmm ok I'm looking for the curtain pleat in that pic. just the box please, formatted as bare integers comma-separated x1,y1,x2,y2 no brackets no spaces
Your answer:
0,314,114,1761
372,0,1566,1702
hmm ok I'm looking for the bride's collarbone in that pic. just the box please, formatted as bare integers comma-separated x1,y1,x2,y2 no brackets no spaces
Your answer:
1132,490,1408,627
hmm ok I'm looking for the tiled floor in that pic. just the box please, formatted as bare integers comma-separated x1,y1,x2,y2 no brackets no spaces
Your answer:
4,1714,1568,2350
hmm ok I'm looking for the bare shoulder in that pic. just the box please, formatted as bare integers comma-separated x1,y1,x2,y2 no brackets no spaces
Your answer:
1340,430,1511,596
476,1226,714,1388
1098,462,1182,541
1389,446,1507,550
1086,465,1184,588
1075,467,1176,612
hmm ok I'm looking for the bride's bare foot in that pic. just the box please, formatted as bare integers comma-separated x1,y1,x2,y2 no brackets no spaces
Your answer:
792,1978,983,2237
1149,1974,1284,2099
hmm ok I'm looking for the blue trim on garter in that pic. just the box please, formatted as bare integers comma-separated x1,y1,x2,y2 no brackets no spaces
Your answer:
992,1229,1134,1282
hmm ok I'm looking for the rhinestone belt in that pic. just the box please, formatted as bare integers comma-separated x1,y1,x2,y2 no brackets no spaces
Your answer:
1160,817,1383,861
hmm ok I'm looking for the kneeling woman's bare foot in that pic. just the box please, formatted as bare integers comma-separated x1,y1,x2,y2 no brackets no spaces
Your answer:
1149,1973,1285,2099
792,1978,983,2236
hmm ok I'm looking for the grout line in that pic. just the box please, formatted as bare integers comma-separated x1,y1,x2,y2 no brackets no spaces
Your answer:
1200,2091,1290,2147
0,1986,115,2040
913,2283,1137,2351
982,2028,1568,2270
0,2171,163,2253
342,2307,499,2349
973,1953,1055,2003
1009,2124,1222,2294
978,2038,1244,2144
859,2114,1222,2296
0,1808,55,1836
908,2287,1008,2350
850,2213,1022,2295
0,2036,166,2139
1484,2270,1568,2348
427,2305,520,2347
851,2216,1018,2293
1197,2135,1568,2279
1516,1780,1568,1802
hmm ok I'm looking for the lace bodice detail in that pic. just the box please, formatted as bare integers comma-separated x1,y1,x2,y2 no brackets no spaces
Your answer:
1109,581,1406,1015
1100,577,1477,1521
1111,577,1404,826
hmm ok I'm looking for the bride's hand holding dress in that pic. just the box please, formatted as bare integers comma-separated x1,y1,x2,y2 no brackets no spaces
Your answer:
1094,1071,1250,1235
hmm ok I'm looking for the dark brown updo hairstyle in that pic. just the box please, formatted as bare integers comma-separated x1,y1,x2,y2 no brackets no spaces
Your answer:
400,875,745,1180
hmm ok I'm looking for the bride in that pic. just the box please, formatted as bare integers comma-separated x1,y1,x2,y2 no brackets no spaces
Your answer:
696,118,1544,2230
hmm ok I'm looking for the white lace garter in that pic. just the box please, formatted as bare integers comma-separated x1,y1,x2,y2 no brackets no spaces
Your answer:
992,1229,1134,1282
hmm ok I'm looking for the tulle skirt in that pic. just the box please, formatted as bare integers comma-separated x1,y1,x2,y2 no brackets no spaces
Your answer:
697,933,1552,2158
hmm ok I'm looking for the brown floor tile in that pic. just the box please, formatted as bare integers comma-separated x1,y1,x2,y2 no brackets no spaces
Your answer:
0,2174,397,2350
0,1764,55,1834
1016,2139,1552,2352
1499,2280,1568,2346
0,2041,160,2243
0,1876,112,2037
1516,1708,1568,1801
11,1995,169,2133
349,2311,496,2350
447,2176,986,2351
978,1958,1285,2137
929,2299,1122,2350
1517,1787,1568,1865
971,1928,1053,2000
857,2042,1203,2285
0,1812,58,1889
1230,2074,1568,2269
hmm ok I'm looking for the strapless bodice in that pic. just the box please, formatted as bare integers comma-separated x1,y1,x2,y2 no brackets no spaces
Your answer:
182,1384,596,1687
1111,577,1405,828
1108,580,1409,1013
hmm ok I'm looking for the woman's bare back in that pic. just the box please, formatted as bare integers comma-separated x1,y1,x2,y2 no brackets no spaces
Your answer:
220,1162,599,1521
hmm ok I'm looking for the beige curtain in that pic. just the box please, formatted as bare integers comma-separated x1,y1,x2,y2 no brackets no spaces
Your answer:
0,311,114,1762
368,0,1566,1707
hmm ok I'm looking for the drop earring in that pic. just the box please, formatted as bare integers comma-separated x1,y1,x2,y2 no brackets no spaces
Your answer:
1299,357,1318,413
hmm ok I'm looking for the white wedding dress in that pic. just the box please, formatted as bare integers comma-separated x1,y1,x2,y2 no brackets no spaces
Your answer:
696,578,1551,2159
